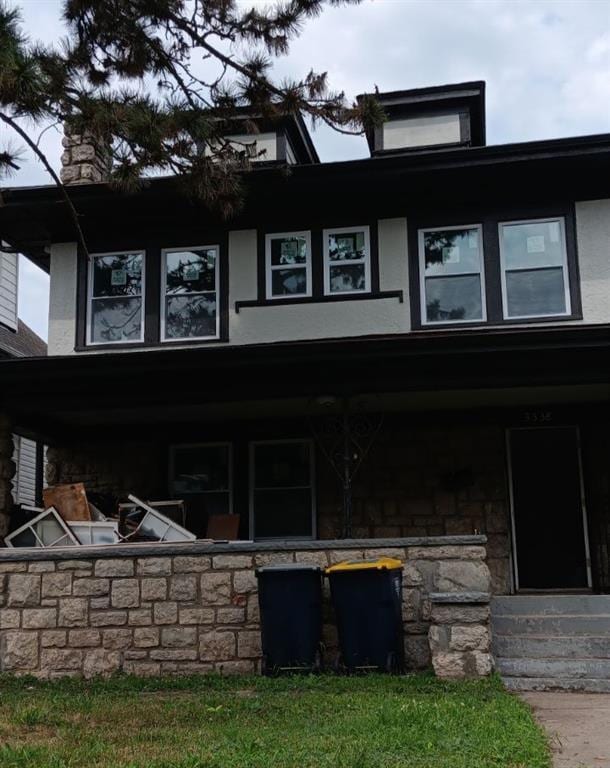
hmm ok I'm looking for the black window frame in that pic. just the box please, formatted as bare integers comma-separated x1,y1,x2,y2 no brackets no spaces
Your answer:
233,221,401,312
76,232,229,351
408,202,582,330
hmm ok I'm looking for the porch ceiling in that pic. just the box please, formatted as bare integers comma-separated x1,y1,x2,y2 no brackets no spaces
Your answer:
1,325,609,441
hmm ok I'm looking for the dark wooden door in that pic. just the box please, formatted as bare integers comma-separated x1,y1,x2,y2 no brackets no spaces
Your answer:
508,426,590,590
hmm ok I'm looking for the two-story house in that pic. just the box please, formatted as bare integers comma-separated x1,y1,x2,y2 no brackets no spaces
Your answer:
0,253,46,508
0,81,608,686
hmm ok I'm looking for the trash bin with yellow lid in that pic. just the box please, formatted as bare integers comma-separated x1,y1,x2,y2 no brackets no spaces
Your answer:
325,557,404,673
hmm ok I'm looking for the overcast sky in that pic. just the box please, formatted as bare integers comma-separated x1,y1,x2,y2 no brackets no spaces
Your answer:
8,0,610,342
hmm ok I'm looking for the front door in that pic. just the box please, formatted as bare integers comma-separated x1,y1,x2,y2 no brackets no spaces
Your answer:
508,426,591,591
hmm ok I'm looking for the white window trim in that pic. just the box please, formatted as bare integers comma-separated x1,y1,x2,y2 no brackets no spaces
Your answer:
168,442,233,513
265,231,312,300
418,223,487,326
249,438,316,541
87,250,146,346
323,225,371,296
499,217,571,321
161,245,221,342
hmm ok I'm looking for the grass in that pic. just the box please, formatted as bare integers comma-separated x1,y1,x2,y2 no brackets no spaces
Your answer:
0,673,550,768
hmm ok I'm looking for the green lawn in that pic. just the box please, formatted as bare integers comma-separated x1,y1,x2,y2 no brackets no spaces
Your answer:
0,673,550,768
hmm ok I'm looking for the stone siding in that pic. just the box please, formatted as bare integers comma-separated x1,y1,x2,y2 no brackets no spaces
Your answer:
0,538,491,679
44,420,513,593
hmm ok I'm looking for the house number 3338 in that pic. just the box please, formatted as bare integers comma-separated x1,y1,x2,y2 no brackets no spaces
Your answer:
524,410,553,423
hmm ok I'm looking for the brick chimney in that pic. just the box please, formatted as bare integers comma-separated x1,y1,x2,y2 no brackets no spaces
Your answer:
60,124,111,184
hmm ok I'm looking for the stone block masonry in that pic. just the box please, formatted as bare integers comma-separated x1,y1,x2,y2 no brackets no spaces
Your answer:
0,537,492,679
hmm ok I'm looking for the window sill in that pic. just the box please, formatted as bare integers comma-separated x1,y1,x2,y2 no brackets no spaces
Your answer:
413,313,584,332
234,290,404,314
75,336,228,352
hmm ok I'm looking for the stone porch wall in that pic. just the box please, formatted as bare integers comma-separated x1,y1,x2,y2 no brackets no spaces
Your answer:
0,537,491,679
43,421,512,594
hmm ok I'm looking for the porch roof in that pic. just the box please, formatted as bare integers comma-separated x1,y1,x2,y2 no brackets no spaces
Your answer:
1,324,609,440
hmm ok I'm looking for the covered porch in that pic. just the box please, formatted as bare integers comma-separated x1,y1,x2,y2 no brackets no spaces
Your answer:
1,325,608,596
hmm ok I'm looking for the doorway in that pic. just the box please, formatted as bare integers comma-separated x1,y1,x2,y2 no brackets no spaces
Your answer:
507,426,591,591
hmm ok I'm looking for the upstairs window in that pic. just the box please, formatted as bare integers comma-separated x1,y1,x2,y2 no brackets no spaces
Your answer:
499,218,570,319
323,226,371,295
162,246,219,340
265,232,312,299
419,225,485,324
88,251,144,345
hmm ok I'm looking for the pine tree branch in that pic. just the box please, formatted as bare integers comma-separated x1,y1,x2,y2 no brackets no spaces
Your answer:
164,9,364,136
0,111,89,258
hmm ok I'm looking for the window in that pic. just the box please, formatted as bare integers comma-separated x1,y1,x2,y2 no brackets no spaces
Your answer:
169,443,232,515
87,251,144,344
323,226,371,295
162,246,219,340
265,232,312,299
499,218,570,319
250,440,315,539
418,225,485,324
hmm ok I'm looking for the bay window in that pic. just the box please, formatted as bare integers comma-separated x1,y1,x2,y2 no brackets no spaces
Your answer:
87,251,144,345
499,218,570,319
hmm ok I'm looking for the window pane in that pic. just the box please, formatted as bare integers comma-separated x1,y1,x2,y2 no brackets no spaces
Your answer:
91,297,142,343
423,228,481,276
271,268,307,296
328,231,366,261
505,268,566,317
165,294,217,339
165,249,216,294
270,237,307,266
329,264,366,293
171,445,230,494
35,517,68,546
10,528,37,547
253,489,313,538
501,221,564,270
425,275,482,322
93,253,142,297
255,443,311,488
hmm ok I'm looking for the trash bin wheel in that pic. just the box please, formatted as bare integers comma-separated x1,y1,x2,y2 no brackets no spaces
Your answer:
333,653,347,675
313,647,323,674
261,655,273,677
385,651,401,675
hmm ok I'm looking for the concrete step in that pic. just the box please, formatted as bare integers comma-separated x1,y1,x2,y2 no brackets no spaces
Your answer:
493,634,610,660
492,615,610,636
492,595,610,617
503,676,610,693
497,657,610,680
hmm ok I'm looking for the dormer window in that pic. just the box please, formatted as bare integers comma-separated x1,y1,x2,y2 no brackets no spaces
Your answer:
360,81,485,156
383,112,462,151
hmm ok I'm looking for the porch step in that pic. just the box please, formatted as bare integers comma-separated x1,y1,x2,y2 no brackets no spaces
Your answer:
503,677,610,694
497,658,610,679
491,596,610,693
493,595,610,616
493,635,610,659
493,614,610,635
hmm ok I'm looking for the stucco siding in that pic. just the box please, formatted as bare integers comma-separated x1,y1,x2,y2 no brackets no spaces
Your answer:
44,205,608,357
575,200,610,325
48,242,78,356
